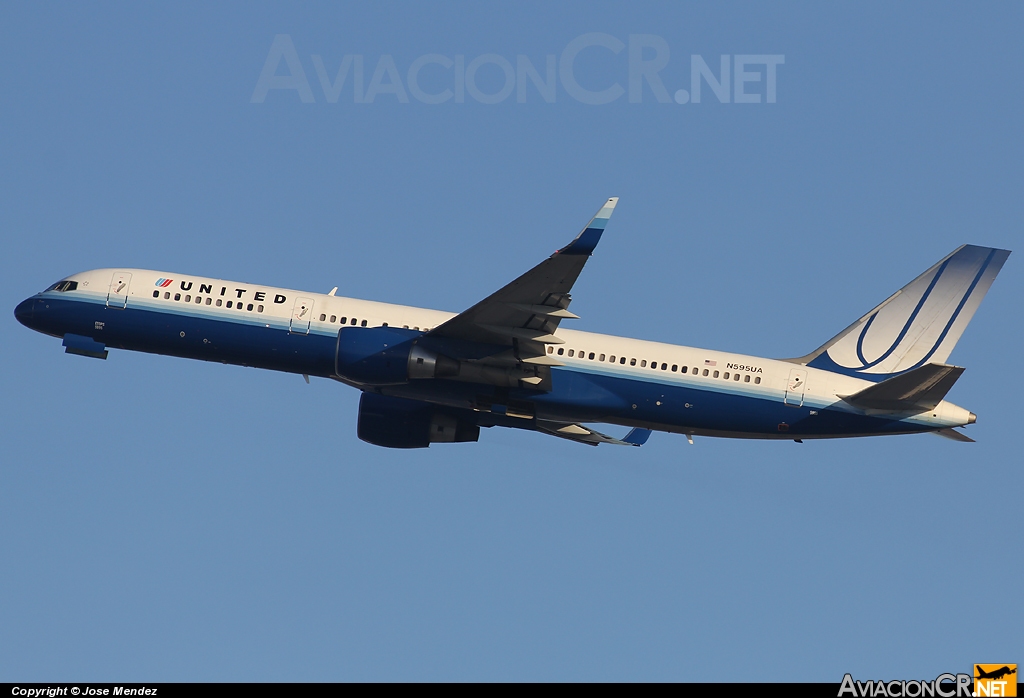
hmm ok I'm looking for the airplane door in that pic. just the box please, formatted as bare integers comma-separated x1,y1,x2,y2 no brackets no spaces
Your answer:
106,272,132,308
289,297,314,334
784,368,807,407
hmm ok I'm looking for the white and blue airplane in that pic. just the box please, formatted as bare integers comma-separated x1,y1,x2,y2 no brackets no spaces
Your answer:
14,199,1010,448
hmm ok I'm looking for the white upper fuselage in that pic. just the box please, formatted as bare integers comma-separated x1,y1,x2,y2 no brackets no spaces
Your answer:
55,267,975,434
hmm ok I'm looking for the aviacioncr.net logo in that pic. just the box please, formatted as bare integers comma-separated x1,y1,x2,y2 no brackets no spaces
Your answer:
838,673,974,698
251,34,783,106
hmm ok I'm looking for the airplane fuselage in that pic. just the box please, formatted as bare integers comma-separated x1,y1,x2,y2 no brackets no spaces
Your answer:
15,267,976,442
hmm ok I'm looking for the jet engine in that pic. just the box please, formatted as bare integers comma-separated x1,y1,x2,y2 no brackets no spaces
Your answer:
335,327,548,389
357,392,480,448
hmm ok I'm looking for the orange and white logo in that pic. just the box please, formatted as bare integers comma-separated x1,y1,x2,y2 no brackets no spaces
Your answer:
975,665,1017,697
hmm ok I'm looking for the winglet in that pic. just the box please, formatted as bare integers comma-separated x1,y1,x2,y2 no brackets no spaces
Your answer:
557,197,618,256
622,427,652,446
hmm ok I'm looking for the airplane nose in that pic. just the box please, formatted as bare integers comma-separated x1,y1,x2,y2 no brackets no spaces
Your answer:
968,412,977,425
14,298,34,327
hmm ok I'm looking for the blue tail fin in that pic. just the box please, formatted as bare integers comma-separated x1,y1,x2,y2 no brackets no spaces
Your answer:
790,245,1010,380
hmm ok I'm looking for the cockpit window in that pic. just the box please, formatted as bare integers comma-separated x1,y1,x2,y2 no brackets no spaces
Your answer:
46,280,78,292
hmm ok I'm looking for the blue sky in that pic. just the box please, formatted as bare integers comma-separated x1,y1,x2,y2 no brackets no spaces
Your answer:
2,2,1021,681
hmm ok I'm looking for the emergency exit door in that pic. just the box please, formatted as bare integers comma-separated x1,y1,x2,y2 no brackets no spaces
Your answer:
106,272,132,308
784,368,807,407
289,297,314,334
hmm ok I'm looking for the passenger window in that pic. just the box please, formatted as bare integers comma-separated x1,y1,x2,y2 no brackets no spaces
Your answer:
164,292,170,299
754,377,761,384
174,293,181,301
702,369,709,376
680,366,687,373
620,357,626,364
342,317,348,324
248,304,254,311
361,320,367,327
661,363,667,370
609,355,616,363
216,299,222,307
671,364,677,372
713,370,720,378
403,324,408,329
237,303,243,310
630,358,636,366
152,290,159,298
734,373,740,381
640,360,647,367
588,352,595,360
724,372,730,380
257,305,264,312
185,295,191,302
226,300,232,308
692,367,698,375
320,314,326,321
557,348,564,355
568,350,575,357
330,315,336,323
351,318,357,325
599,354,605,361
382,322,388,327
744,375,750,382
196,296,202,304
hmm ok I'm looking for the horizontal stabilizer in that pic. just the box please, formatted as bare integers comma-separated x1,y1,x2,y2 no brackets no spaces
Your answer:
933,428,975,443
841,362,963,412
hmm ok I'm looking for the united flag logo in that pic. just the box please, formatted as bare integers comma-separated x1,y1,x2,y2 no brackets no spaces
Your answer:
705,359,717,367
154,278,173,287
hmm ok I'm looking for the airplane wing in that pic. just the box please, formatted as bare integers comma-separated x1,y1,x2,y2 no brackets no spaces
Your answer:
425,198,618,365
536,421,652,447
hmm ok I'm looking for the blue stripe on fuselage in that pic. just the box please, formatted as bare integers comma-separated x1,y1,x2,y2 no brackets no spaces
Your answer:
25,294,924,439
27,294,336,376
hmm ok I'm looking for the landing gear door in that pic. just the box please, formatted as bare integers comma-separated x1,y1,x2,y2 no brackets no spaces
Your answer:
106,272,132,308
289,297,314,334
784,368,808,407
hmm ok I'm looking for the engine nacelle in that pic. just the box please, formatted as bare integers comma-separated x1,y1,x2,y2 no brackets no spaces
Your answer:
357,392,480,449
335,327,419,385
336,327,548,390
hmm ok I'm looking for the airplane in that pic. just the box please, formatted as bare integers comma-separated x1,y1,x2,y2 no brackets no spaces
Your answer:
14,198,1010,449
975,666,1016,681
